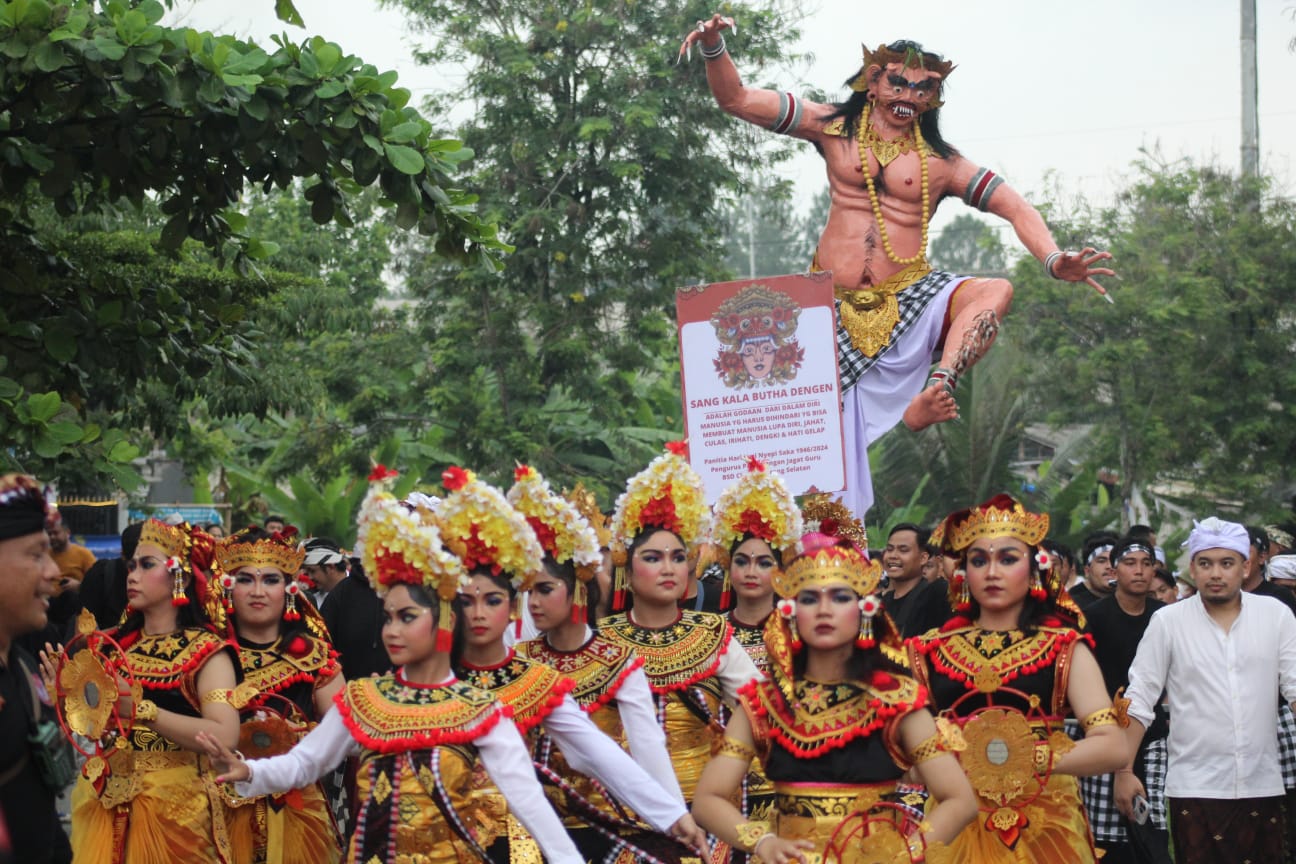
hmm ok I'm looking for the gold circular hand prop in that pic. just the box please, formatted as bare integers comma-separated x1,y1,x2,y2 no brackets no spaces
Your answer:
53,612,141,764
237,692,310,760
59,649,118,740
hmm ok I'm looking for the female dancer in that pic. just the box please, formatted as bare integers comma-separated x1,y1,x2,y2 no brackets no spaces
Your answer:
708,458,803,859
908,494,1127,862
599,443,761,803
63,518,242,864
692,530,977,863
213,526,343,864
509,465,693,861
197,471,585,864
437,465,706,862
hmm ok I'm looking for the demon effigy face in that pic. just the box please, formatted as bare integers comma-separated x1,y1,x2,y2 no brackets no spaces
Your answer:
711,286,805,389
849,41,954,129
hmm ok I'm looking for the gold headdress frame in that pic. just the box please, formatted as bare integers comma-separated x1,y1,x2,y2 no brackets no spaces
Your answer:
771,547,882,600
138,518,190,560
214,535,306,578
563,483,611,550
947,498,1049,553
849,41,955,93
799,494,869,552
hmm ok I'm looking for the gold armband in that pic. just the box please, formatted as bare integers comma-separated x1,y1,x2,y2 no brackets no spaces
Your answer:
1081,707,1119,731
201,688,235,705
909,731,946,765
715,734,757,762
135,699,159,723
734,820,772,854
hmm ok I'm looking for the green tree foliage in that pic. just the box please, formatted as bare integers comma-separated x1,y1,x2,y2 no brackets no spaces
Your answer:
1011,158,1296,511
383,0,805,499
0,0,506,487
929,212,1007,274
718,180,815,279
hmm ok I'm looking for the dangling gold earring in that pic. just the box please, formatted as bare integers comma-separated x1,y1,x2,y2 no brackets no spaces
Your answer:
170,559,189,607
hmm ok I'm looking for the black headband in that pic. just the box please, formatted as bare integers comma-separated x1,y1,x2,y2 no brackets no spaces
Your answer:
0,475,50,541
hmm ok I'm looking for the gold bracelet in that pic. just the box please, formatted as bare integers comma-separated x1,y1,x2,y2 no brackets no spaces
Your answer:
201,688,235,705
135,699,159,723
909,731,946,765
734,820,771,853
715,734,757,762
1081,707,1118,731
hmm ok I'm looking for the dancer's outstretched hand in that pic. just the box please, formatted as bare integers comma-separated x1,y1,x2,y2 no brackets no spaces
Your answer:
196,730,250,784
1052,247,1116,297
668,813,710,858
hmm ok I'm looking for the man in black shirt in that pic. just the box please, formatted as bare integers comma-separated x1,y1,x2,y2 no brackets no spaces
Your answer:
310,539,390,680
0,474,71,864
1087,535,1170,864
1243,525,1296,617
880,523,951,638
1068,530,1119,611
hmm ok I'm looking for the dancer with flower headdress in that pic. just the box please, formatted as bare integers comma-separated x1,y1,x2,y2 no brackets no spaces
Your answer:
691,525,976,864
599,443,762,805
213,526,343,864
51,518,241,864
708,457,803,862
439,465,707,864
511,466,697,863
197,469,585,864
907,495,1128,862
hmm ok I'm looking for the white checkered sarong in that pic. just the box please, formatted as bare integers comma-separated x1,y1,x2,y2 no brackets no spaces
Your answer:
1075,724,1169,841
1280,703,1296,790
835,269,960,391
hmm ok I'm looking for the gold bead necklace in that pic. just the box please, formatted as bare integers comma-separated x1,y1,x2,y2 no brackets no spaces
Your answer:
858,103,929,266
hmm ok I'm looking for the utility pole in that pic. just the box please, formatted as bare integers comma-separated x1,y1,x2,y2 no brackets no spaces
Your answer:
746,196,757,279
1240,0,1259,178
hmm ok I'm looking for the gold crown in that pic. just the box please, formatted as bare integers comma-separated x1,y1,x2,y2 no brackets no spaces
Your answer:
772,546,882,600
611,443,710,552
799,494,868,552
507,465,601,583
711,457,803,555
215,533,305,576
436,467,544,591
850,41,955,93
357,480,467,602
139,518,191,559
563,483,611,549
947,495,1049,552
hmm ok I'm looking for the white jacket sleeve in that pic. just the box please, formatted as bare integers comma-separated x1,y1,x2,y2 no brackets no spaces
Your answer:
476,714,584,864
237,705,357,798
715,634,763,705
543,694,687,832
617,665,686,804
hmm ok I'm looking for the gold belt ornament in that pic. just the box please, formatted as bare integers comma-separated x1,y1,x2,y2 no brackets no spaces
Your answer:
834,260,932,358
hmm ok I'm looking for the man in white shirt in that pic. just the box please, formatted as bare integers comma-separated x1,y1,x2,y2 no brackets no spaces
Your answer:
1124,517,1296,864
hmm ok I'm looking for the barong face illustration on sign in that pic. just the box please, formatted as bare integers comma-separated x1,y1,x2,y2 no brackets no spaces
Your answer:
710,285,805,389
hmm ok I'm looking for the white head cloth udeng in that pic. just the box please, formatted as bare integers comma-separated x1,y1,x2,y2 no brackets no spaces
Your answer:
1184,517,1249,561
1268,554,1296,582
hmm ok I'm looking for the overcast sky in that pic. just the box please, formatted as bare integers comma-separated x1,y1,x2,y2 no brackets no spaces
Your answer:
175,0,1296,243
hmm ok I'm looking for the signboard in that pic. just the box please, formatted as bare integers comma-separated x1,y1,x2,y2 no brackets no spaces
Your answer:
676,272,845,502
127,504,227,527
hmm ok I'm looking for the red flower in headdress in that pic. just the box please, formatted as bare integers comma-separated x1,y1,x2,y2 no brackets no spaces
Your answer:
442,466,471,491
270,525,299,543
665,440,689,458
368,464,399,482
526,516,558,559
820,517,840,537
735,508,773,541
514,464,536,482
639,489,679,534
746,455,766,473
374,551,422,586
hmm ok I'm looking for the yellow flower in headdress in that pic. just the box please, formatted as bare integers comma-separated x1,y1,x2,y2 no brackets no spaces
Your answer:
509,465,602,623
357,469,467,651
435,466,544,591
507,465,601,576
610,441,710,554
711,456,803,557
